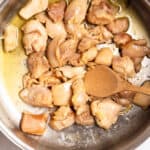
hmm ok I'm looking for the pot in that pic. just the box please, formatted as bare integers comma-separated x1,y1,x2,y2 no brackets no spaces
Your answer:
0,0,149,150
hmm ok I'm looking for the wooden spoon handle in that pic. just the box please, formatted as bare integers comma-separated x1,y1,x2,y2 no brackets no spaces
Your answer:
125,84,150,95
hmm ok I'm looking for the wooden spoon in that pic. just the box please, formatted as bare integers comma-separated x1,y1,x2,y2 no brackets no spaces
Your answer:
84,65,150,97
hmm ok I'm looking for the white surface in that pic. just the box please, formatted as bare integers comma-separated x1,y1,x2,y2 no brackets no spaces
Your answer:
136,138,150,150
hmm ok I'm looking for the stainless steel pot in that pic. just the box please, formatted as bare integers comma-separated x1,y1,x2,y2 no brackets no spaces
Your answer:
0,0,150,150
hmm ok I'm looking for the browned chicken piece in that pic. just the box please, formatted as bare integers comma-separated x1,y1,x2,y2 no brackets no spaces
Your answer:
133,81,150,108
87,0,118,25
47,0,66,22
95,47,113,66
88,26,113,43
19,0,48,20
4,24,18,52
27,52,50,79
19,85,53,107
39,71,61,87
118,91,135,100
22,20,48,55
68,53,82,67
75,104,94,126
72,78,89,114
132,57,143,72
106,17,129,34
122,39,150,58
78,37,99,52
58,38,78,66
112,56,136,78
59,66,86,79
23,73,38,88
52,81,72,106
81,47,98,64
91,99,122,129
65,0,88,24
47,37,64,68
49,106,75,131
35,12,67,39
21,112,48,135
114,33,132,46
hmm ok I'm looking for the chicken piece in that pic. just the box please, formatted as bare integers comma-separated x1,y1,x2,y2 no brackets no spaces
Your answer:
27,52,50,79
52,81,72,106
47,0,66,22
59,66,86,79
91,99,122,129
49,106,75,131
19,85,53,107
19,0,48,20
72,78,89,114
66,23,88,39
95,47,113,66
132,57,143,72
106,17,129,34
35,12,67,39
47,37,64,68
58,39,78,66
22,20,48,55
133,81,150,108
68,53,82,67
112,56,136,78
122,39,150,58
75,104,94,126
88,26,113,44
87,0,118,25
78,37,99,52
81,47,98,64
23,73,38,88
21,112,48,135
65,0,88,24
118,91,135,100
4,24,18,52
114,33,132,46
39,72,61,87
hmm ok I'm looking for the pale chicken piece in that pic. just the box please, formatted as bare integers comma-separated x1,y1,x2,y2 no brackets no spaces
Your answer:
112,56,136,78
19,0,48,20
133,81,150,108
19,85,53,107
23,73,38,88
81,47,98,64
47,37,64,68
49,106,75,131
72,78,89,114
4,24,18,52
91,99,122,129
59,66,86,79
114,33,132,47
22,20,48,55
87,0,118,25
21,112,48,135
66,23,88,39
27,52,50,79
52,81,72,106
95,47,113,66
58,38,78,66
39,72,61,87
35,12,67,39
65,0,88,24
132,57,143,72
75,104,94,126
106,17,129,34
47,0,66,22
68,53,82,67
122,39,150,58
78,37,99,52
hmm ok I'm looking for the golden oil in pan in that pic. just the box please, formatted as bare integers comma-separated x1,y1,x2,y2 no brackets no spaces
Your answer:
0,0,149,111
